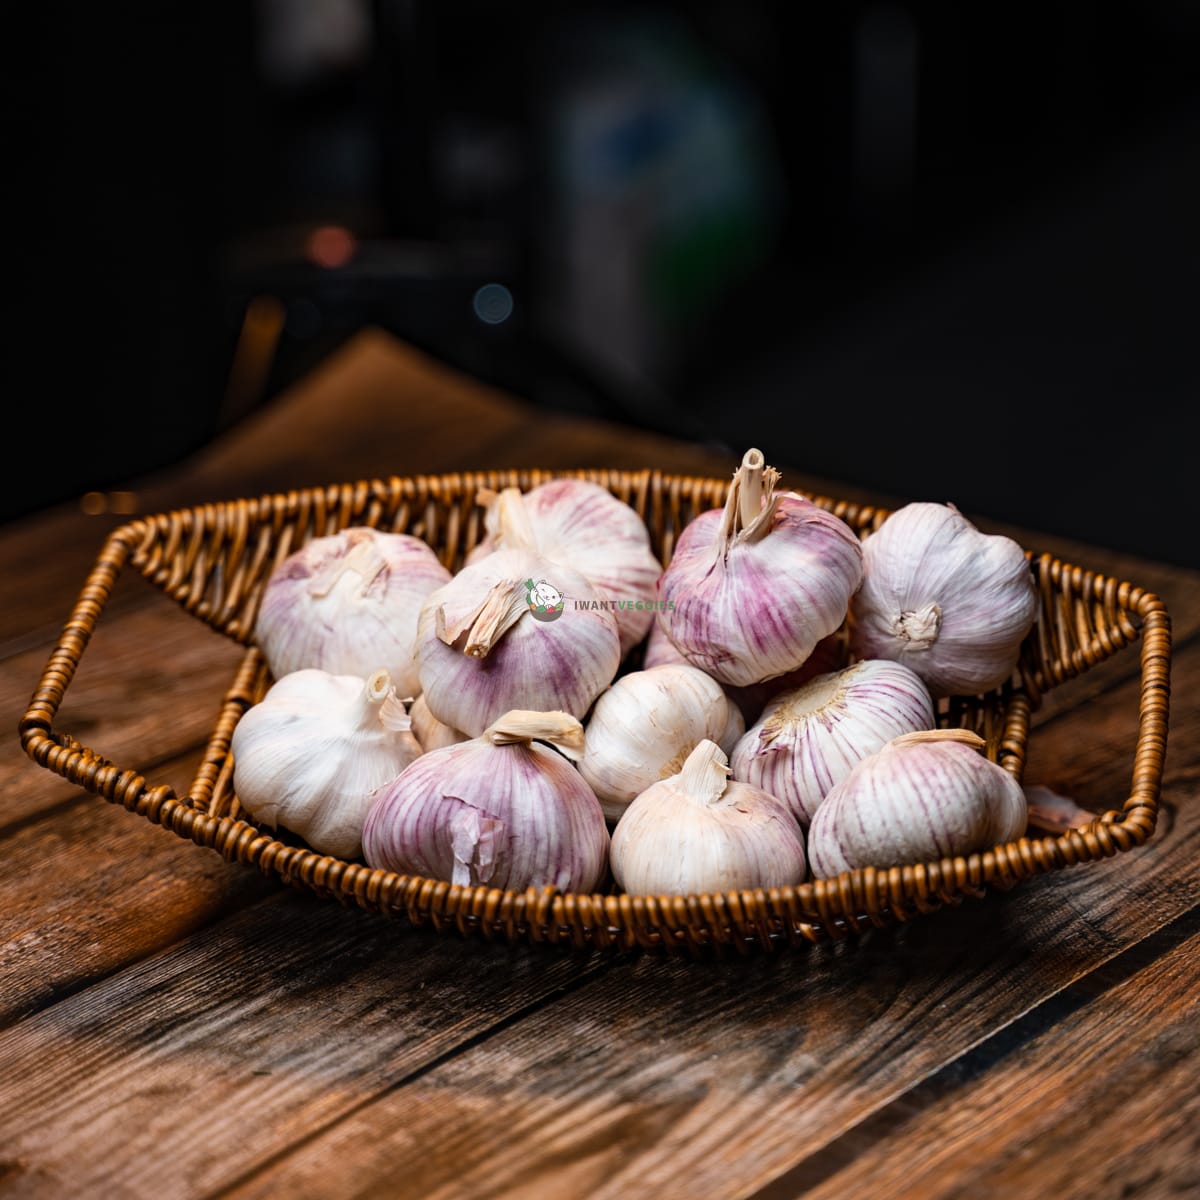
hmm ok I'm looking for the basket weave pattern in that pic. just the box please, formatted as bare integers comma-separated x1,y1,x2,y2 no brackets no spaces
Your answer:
19,469,1172,956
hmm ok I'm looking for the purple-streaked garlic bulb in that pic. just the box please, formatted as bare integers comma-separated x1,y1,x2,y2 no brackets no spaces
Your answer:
254,526,452,697
362,710,609,893
849,501,1039,698
654,449,863,688
415,547,621,737
610,740,807,896
731,659,935,828
579,664,745,822
467,481,663,655
231,667,422,861
806,728,1028,878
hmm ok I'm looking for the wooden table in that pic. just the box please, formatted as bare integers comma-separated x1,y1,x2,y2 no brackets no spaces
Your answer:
3,329,1197,1199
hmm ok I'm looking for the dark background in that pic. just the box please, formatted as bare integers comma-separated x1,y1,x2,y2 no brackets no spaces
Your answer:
6,1,1199,566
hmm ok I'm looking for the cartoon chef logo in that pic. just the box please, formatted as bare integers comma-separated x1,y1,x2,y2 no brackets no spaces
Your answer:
524,578,565,622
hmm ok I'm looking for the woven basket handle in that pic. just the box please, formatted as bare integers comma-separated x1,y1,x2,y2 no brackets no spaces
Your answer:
19,524,179,817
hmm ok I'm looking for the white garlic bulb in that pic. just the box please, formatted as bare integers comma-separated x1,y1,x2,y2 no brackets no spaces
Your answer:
415,547,621,737
579,664,746,822
731,659,935,828
655,449,863,687
468,481,663,655
231,667,422,861
849,501,1039,697
806,728,1029,877
610,740,808,896
408,692,469,752
255,526,452,697
362,710,609,893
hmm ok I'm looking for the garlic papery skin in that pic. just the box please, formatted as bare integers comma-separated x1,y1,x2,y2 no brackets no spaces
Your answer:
361,710,609,893
579,664,746,822
409,692,469,752
654,449,863,688
610,740,807,896
848,501,1039,698
468,481,663,656
254,526,452,697
415,547,621,737
731,659,935,828
806,728,1028,878
231,667,422,861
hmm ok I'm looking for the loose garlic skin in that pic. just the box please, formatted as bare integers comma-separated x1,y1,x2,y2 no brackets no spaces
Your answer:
408,692,469,752
231,667,422,861
849,502,1039,698
655,450,863,688
610,740,807,897
467,481,663,655
362,710,609,893
579,664,746,822
415,548,621,737
806,729,1028,878
254,527,452,697
731,659,936,828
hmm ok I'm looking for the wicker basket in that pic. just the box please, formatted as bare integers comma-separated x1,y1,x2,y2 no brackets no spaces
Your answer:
19,468,1172,958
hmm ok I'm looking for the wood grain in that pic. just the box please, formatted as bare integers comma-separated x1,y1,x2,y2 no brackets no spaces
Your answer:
783,917,1200,1200
0,895,607,1199
1,595,244,830
0,747,273,1029
0,635,1193,1200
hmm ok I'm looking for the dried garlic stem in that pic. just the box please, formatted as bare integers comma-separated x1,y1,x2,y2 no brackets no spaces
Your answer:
889,728,987,750
718,448,783,553
737,448,765,528
679,739,733,807
308,531,386,598
492,486,539,550
360,669,412,732
437,578,528,658
483,710,586,761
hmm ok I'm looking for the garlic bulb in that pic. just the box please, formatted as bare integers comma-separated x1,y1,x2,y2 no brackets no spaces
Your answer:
415,547,621,737
806,728,1028,878
231,667,422,861
468,481,663,655
849,501,1039,697
362,710,609,893
255,526,452,697
655,449,863,687
610,740,807,896
731,659,935,828
408,692,469,752
579,664,745,821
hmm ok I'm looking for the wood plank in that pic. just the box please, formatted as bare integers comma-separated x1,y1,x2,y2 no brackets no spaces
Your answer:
0,636,1195,1200
2,594,244,829
771,915,1200,1200
0,747,274,1029
0,894,608,1199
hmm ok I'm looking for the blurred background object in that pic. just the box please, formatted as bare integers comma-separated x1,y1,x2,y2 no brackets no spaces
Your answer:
6,1,1200,565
